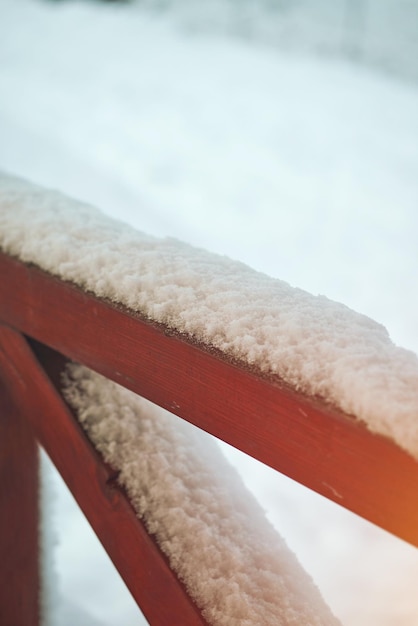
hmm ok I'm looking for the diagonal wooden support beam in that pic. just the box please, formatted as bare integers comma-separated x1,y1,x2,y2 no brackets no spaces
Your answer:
1,252,418,548
0,324,208,626
0,369,39,626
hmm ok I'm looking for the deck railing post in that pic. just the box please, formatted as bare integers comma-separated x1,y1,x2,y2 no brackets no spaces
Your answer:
0,325,208,626
0,379,40,626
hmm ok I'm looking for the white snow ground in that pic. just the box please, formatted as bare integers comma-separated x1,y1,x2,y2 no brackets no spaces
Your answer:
1,1,418,625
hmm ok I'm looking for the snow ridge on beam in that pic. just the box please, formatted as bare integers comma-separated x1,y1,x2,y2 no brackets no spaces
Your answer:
0,326,209,626
0,253,418,549
1,172,418,461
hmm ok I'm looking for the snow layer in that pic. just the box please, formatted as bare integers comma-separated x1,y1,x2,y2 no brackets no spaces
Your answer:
62,362,340,626
1,171,418,459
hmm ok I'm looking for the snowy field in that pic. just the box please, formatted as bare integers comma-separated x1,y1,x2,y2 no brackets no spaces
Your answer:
1,0,418,624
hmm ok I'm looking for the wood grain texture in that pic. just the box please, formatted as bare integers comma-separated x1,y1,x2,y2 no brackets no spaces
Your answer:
1,252,418,547
0,368,39,626
0,325,208,626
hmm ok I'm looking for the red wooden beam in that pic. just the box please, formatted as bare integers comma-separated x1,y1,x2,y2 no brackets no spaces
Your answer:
1,252,418,547
0,366,39,626
0,325,208,626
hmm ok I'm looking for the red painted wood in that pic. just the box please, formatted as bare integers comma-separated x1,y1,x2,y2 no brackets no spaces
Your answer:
0,325,208,626
1,252,418,547
0,368,39,625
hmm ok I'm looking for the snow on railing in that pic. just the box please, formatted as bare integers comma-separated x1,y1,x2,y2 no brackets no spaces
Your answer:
1,172,418,460
1,172,418,625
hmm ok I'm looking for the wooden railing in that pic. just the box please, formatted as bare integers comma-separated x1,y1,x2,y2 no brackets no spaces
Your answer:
1,250,418,624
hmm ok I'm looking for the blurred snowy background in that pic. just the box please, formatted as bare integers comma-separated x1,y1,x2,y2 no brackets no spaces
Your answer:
1,0,418,624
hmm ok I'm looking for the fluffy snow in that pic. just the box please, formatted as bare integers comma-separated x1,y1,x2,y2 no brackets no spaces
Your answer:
1,171,418,460
62,362,340,626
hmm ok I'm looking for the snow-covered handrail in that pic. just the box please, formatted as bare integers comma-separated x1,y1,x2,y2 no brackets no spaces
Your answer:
1,173,418,624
